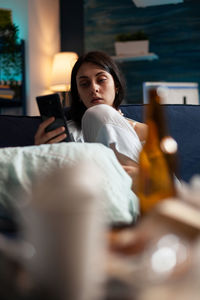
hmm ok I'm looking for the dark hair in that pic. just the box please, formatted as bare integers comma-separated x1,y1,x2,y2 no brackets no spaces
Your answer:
70,51,126,128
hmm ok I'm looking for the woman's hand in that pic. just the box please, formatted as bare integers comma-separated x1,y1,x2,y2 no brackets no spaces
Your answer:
34,117,67,145
122,165,139,193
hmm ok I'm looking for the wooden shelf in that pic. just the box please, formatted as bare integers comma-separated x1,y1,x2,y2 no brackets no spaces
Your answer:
112,53,159,62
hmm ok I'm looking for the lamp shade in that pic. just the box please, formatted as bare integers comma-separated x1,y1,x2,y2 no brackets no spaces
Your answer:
50,52,78,92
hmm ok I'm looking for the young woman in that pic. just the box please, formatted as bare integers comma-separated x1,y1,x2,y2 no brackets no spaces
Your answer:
34,51,148,191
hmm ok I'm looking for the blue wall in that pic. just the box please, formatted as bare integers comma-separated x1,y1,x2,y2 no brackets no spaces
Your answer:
85,0,200,104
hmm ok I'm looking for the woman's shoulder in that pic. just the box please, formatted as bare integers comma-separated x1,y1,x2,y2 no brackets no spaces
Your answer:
126,118,148,142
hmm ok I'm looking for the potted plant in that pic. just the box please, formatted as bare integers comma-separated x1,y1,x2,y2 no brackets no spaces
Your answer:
114,30,149,57
0,9,21,81
0,23,21,80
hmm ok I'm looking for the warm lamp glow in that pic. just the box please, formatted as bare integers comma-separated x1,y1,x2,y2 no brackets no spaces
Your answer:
50,52,78,92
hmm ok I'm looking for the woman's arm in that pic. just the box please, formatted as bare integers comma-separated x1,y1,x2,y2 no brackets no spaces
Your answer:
121,121,147,193
122,165,139,193
127,119,148,143
34,117,67,145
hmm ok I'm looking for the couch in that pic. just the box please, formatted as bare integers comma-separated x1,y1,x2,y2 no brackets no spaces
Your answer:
0,104,199,234
1,104,199,182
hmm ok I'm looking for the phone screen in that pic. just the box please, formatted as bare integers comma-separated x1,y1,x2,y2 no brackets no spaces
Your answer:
36,93,71,142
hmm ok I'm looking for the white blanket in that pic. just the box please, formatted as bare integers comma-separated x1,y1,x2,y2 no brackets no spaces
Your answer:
0,143,139,223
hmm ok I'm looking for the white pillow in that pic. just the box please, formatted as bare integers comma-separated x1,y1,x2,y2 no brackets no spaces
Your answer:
0,143,139,224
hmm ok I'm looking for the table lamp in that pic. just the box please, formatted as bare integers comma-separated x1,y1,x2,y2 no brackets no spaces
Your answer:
50,52,78,106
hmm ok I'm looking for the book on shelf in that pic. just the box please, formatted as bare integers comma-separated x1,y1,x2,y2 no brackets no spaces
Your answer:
0,84,15,100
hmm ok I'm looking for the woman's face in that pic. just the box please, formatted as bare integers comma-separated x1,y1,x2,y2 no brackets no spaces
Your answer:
76,62,117,108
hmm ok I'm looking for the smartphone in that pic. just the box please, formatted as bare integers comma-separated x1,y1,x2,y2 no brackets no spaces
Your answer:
36,93,71,142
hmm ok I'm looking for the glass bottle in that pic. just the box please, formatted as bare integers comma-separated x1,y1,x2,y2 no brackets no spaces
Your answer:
137,88,178,214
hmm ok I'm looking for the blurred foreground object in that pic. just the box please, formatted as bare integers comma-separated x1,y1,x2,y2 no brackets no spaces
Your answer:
0,162,106,300
107,198,200,300
178,175,200,209
137,88,178,214
21,162,106,300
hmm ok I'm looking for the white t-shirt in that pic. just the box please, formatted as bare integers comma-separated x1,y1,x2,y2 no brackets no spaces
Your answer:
81,105,142,164
67,120,84,142
67,105,143,164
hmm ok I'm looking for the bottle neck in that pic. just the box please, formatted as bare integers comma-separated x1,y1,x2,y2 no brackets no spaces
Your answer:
146,89,168,141
145,119,160,151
